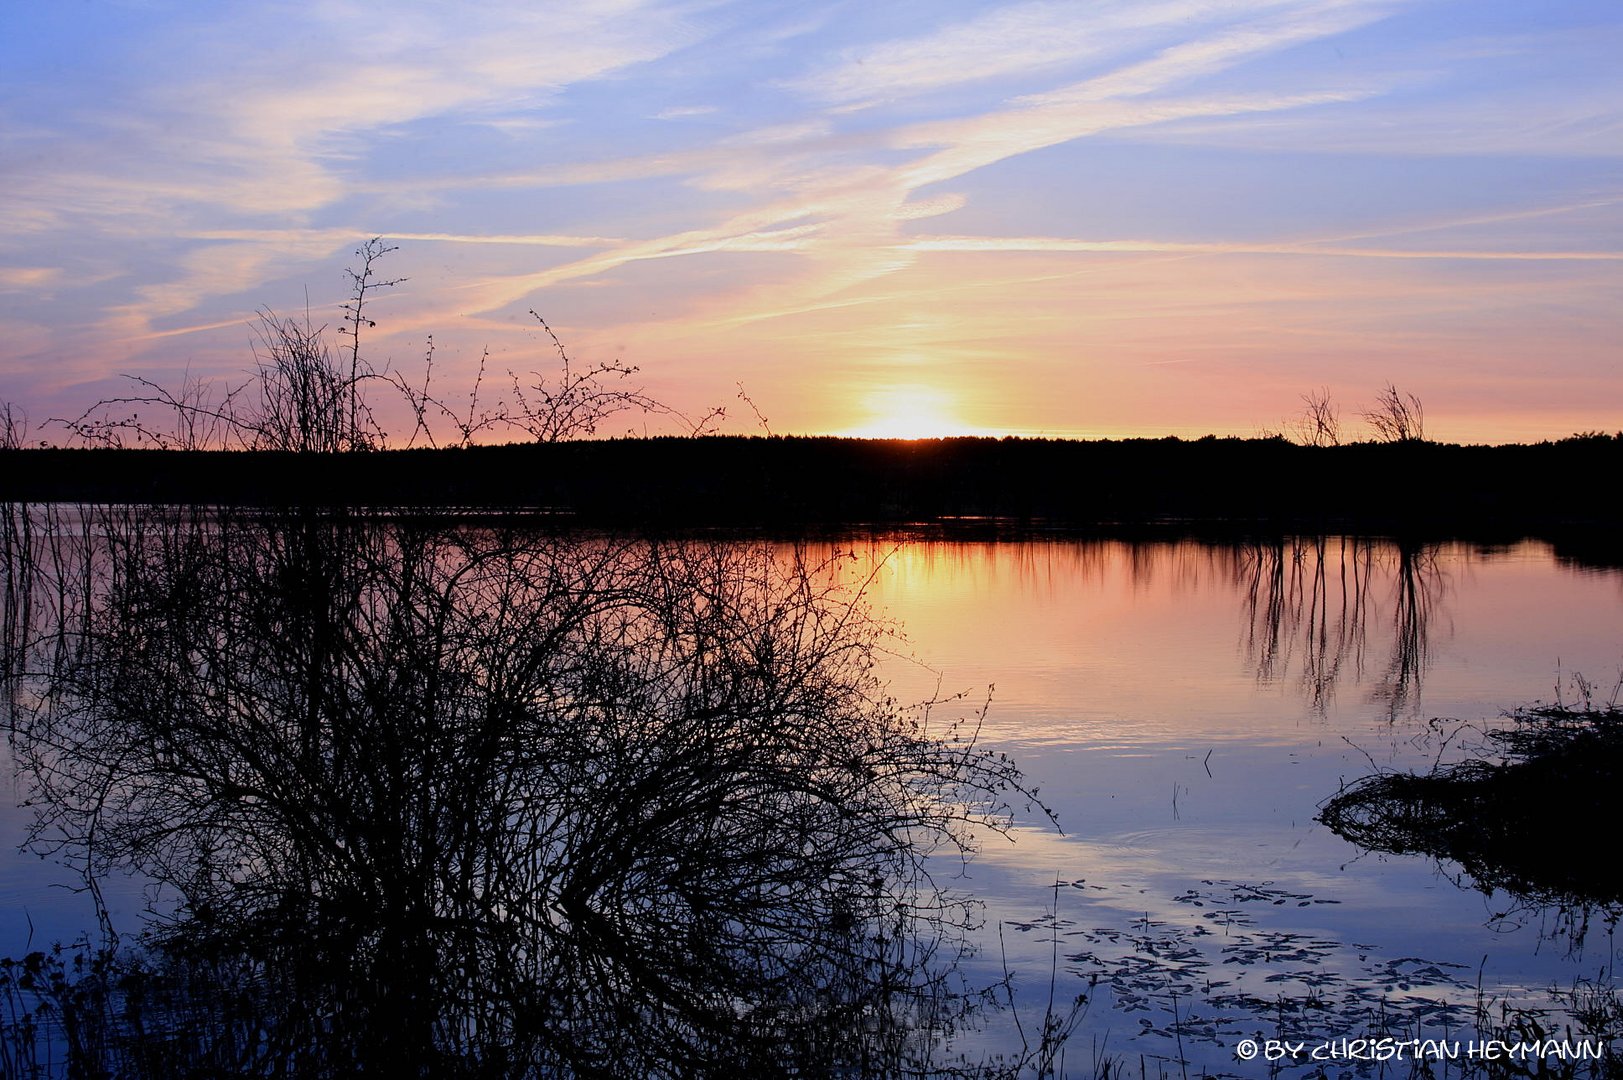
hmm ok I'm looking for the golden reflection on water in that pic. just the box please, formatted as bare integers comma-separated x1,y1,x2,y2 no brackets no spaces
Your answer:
806,536,1616,748
804,535,1623,1070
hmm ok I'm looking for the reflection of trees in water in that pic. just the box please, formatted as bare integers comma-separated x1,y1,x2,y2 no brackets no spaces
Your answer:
1384,541,1444,715
1,505,1048,1077
0,502,31,720
1235,537,1445,715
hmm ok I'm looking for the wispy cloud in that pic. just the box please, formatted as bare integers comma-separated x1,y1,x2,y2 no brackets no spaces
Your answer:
1,2,707,353
786,0,1315,107
188,229,624,248
3,0,1618,440
1121,21,1623,157
0,268,62,292
654,105,720,120
1132,92,1623,157
903,234,1623,261
432,1,1403,324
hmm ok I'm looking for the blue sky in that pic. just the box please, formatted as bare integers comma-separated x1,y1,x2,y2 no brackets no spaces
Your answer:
2,0,1620,442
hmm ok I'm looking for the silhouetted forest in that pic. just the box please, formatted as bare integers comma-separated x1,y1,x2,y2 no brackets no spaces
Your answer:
3,433,1621,529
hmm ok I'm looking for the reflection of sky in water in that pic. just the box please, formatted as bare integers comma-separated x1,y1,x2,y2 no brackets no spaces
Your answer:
4,534,1622,1071
1,743,155,951
827,536,1623,1072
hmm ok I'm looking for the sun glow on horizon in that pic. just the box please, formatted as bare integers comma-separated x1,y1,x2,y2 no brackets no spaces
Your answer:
2,4,1620,440
839,384,984,440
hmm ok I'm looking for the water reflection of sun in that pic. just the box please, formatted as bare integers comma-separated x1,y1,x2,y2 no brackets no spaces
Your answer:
843,384,973,439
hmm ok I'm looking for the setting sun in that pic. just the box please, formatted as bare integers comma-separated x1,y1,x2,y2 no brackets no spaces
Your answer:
841,384,976,440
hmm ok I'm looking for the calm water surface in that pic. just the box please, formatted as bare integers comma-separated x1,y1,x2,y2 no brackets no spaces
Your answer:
4,532,1621,1073
830,535,1623,1072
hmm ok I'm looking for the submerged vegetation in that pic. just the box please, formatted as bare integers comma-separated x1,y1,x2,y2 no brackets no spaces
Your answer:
1320,692,1623,916
1310,694,1623,1076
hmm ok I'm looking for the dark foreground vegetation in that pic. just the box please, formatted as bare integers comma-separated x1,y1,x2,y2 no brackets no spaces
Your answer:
0,502,1077,1078
4,432,1623,530
1316,700,1623,1078
1321,698,1623,916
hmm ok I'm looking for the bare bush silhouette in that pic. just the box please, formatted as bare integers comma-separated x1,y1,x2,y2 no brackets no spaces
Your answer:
1286,387,1341,447
1362,382,1426,443
247,307,375,451
391,311,725,449
3,506,1051,1076
57,240,402,452
52,369,244,450
58,241,722,453
0,403,29,451
501,311,723,443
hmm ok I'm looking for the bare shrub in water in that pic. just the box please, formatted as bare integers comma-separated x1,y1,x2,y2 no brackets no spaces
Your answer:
5,507,1042,1076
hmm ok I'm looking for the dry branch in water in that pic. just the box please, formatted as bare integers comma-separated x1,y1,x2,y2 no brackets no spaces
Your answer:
2,505,1047,1076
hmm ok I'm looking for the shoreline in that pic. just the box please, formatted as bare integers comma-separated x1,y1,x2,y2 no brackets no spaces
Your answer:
3,434,1620,531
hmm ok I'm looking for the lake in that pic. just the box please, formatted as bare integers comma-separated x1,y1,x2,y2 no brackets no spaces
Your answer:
3,520,1621,1075
833,532,1623,1073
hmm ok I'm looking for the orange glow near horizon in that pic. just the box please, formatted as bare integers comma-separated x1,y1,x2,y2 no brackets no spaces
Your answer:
838,384,984,440
3,5,1620,444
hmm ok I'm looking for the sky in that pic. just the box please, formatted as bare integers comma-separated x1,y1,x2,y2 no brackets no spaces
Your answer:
2,0,1620,444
